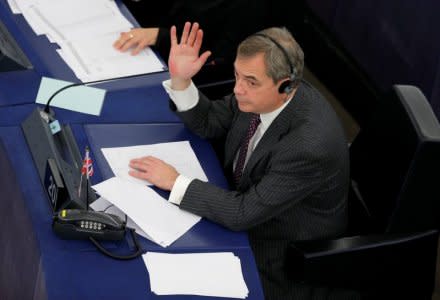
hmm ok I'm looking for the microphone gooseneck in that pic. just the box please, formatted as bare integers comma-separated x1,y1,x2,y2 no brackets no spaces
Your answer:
44,82,82,113
42,68,168,114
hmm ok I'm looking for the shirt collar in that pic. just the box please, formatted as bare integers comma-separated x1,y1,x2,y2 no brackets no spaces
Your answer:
259,95,293,130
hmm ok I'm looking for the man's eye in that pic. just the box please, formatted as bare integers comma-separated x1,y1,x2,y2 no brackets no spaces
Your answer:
247,81,257,87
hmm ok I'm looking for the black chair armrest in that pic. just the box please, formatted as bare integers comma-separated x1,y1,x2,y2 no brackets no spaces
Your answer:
286,230,438,295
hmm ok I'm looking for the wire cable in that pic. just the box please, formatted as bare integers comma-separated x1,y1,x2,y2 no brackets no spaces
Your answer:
89,228,143,260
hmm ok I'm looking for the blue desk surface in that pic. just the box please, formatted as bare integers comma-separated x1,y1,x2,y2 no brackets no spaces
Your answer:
0,82,181,126
0,125,264,299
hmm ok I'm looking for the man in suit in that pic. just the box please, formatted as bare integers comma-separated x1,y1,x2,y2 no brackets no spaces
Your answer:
129,22,350,299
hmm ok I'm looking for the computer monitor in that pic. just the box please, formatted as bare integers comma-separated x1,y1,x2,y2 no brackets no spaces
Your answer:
0,18,32,72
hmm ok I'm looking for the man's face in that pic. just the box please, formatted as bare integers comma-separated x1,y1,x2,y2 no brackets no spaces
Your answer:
233,53,287,114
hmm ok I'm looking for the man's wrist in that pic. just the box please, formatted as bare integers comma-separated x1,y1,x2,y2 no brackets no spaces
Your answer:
169,175,193,205
167,173,179,191
171,77,191,90
162,80,199,112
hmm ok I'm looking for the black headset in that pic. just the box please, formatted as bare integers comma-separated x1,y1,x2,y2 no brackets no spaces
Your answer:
253,33,297,94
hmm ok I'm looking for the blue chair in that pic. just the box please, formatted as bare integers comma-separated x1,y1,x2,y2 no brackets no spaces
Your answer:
286,85,440,299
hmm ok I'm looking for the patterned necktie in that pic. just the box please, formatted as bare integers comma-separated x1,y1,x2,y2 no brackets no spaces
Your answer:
233,114,261,185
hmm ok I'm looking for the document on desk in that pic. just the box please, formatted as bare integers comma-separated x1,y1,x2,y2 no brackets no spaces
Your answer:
92,177,201,247
143,252,249,299
10,0,166,81
16,0,124,37
57,32,165,82
101,141,209,187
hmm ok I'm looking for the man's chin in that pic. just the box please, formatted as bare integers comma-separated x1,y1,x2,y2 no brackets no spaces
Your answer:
237,102,252,113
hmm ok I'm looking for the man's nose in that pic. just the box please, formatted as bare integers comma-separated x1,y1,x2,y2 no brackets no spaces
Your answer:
234,79,245,95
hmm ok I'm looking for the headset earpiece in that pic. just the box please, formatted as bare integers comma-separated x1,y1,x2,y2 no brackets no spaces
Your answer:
278,71,296,94
278,80,293,94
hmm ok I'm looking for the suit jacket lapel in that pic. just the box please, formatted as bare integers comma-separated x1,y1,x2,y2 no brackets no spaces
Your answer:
241,87,306,183
240,109,290,181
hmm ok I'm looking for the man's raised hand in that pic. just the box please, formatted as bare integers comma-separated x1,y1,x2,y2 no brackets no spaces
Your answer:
168,22,211,90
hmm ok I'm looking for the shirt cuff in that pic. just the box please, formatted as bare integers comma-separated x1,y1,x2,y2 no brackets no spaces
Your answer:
162,79,199,112
168,175,193,205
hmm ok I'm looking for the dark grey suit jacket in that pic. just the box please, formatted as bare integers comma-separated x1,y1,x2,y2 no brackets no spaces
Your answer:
173,80,350,299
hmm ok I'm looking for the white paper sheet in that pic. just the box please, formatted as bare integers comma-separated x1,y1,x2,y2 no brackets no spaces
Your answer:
12,0,166,81
143,252,249,298
57,32,164,82
101,141,209,186
90,197,154,242
13,0,48,14
7,0,21,14
92,177,201,247
20,0,118,36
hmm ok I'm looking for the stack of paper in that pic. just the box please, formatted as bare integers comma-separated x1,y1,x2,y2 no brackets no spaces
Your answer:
8,0,165,81
143,252,249,298
92,177,201,247
101,141,208,186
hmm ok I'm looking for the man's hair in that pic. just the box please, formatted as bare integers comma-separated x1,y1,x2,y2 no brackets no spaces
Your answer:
237,27,304,88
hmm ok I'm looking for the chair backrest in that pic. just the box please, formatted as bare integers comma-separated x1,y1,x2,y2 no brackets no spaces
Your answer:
349,85,440,234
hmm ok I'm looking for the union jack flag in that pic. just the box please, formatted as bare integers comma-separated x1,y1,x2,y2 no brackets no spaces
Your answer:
81,146,94,179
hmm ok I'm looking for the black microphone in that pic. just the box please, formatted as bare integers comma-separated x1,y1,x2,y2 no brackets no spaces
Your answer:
43,69,168,114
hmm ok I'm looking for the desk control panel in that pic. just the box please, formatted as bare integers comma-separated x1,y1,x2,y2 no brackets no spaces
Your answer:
53,209,125,241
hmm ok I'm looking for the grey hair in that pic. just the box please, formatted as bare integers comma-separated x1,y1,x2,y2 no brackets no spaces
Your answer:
237,27,304,88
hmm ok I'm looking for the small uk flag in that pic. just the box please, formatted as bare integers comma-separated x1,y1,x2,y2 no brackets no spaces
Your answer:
81,146,94,179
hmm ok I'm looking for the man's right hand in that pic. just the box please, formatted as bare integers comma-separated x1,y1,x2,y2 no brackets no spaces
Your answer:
168,22,211,90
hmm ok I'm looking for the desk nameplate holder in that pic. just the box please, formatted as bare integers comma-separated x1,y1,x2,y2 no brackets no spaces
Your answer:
21,108,96,211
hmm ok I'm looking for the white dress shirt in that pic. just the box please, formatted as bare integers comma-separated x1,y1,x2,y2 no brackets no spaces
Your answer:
162,79,291,205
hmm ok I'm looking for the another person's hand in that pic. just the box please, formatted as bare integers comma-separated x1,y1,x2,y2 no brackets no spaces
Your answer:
168,22,211,90
129,156,179,191
113,28,159,55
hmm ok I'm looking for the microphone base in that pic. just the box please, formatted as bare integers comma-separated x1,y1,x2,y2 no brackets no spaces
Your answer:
21,108,96,212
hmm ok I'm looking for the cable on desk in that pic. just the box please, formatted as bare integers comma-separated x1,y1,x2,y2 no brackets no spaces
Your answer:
89,228,143,260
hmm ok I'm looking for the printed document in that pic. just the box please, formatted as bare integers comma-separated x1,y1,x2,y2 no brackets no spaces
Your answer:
9,0,166,81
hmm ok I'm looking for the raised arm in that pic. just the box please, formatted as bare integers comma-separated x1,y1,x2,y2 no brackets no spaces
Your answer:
168,22,211,90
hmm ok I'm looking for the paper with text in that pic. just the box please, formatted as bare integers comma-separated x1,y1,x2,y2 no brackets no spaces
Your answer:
9,0,166,81
101,141,208,186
